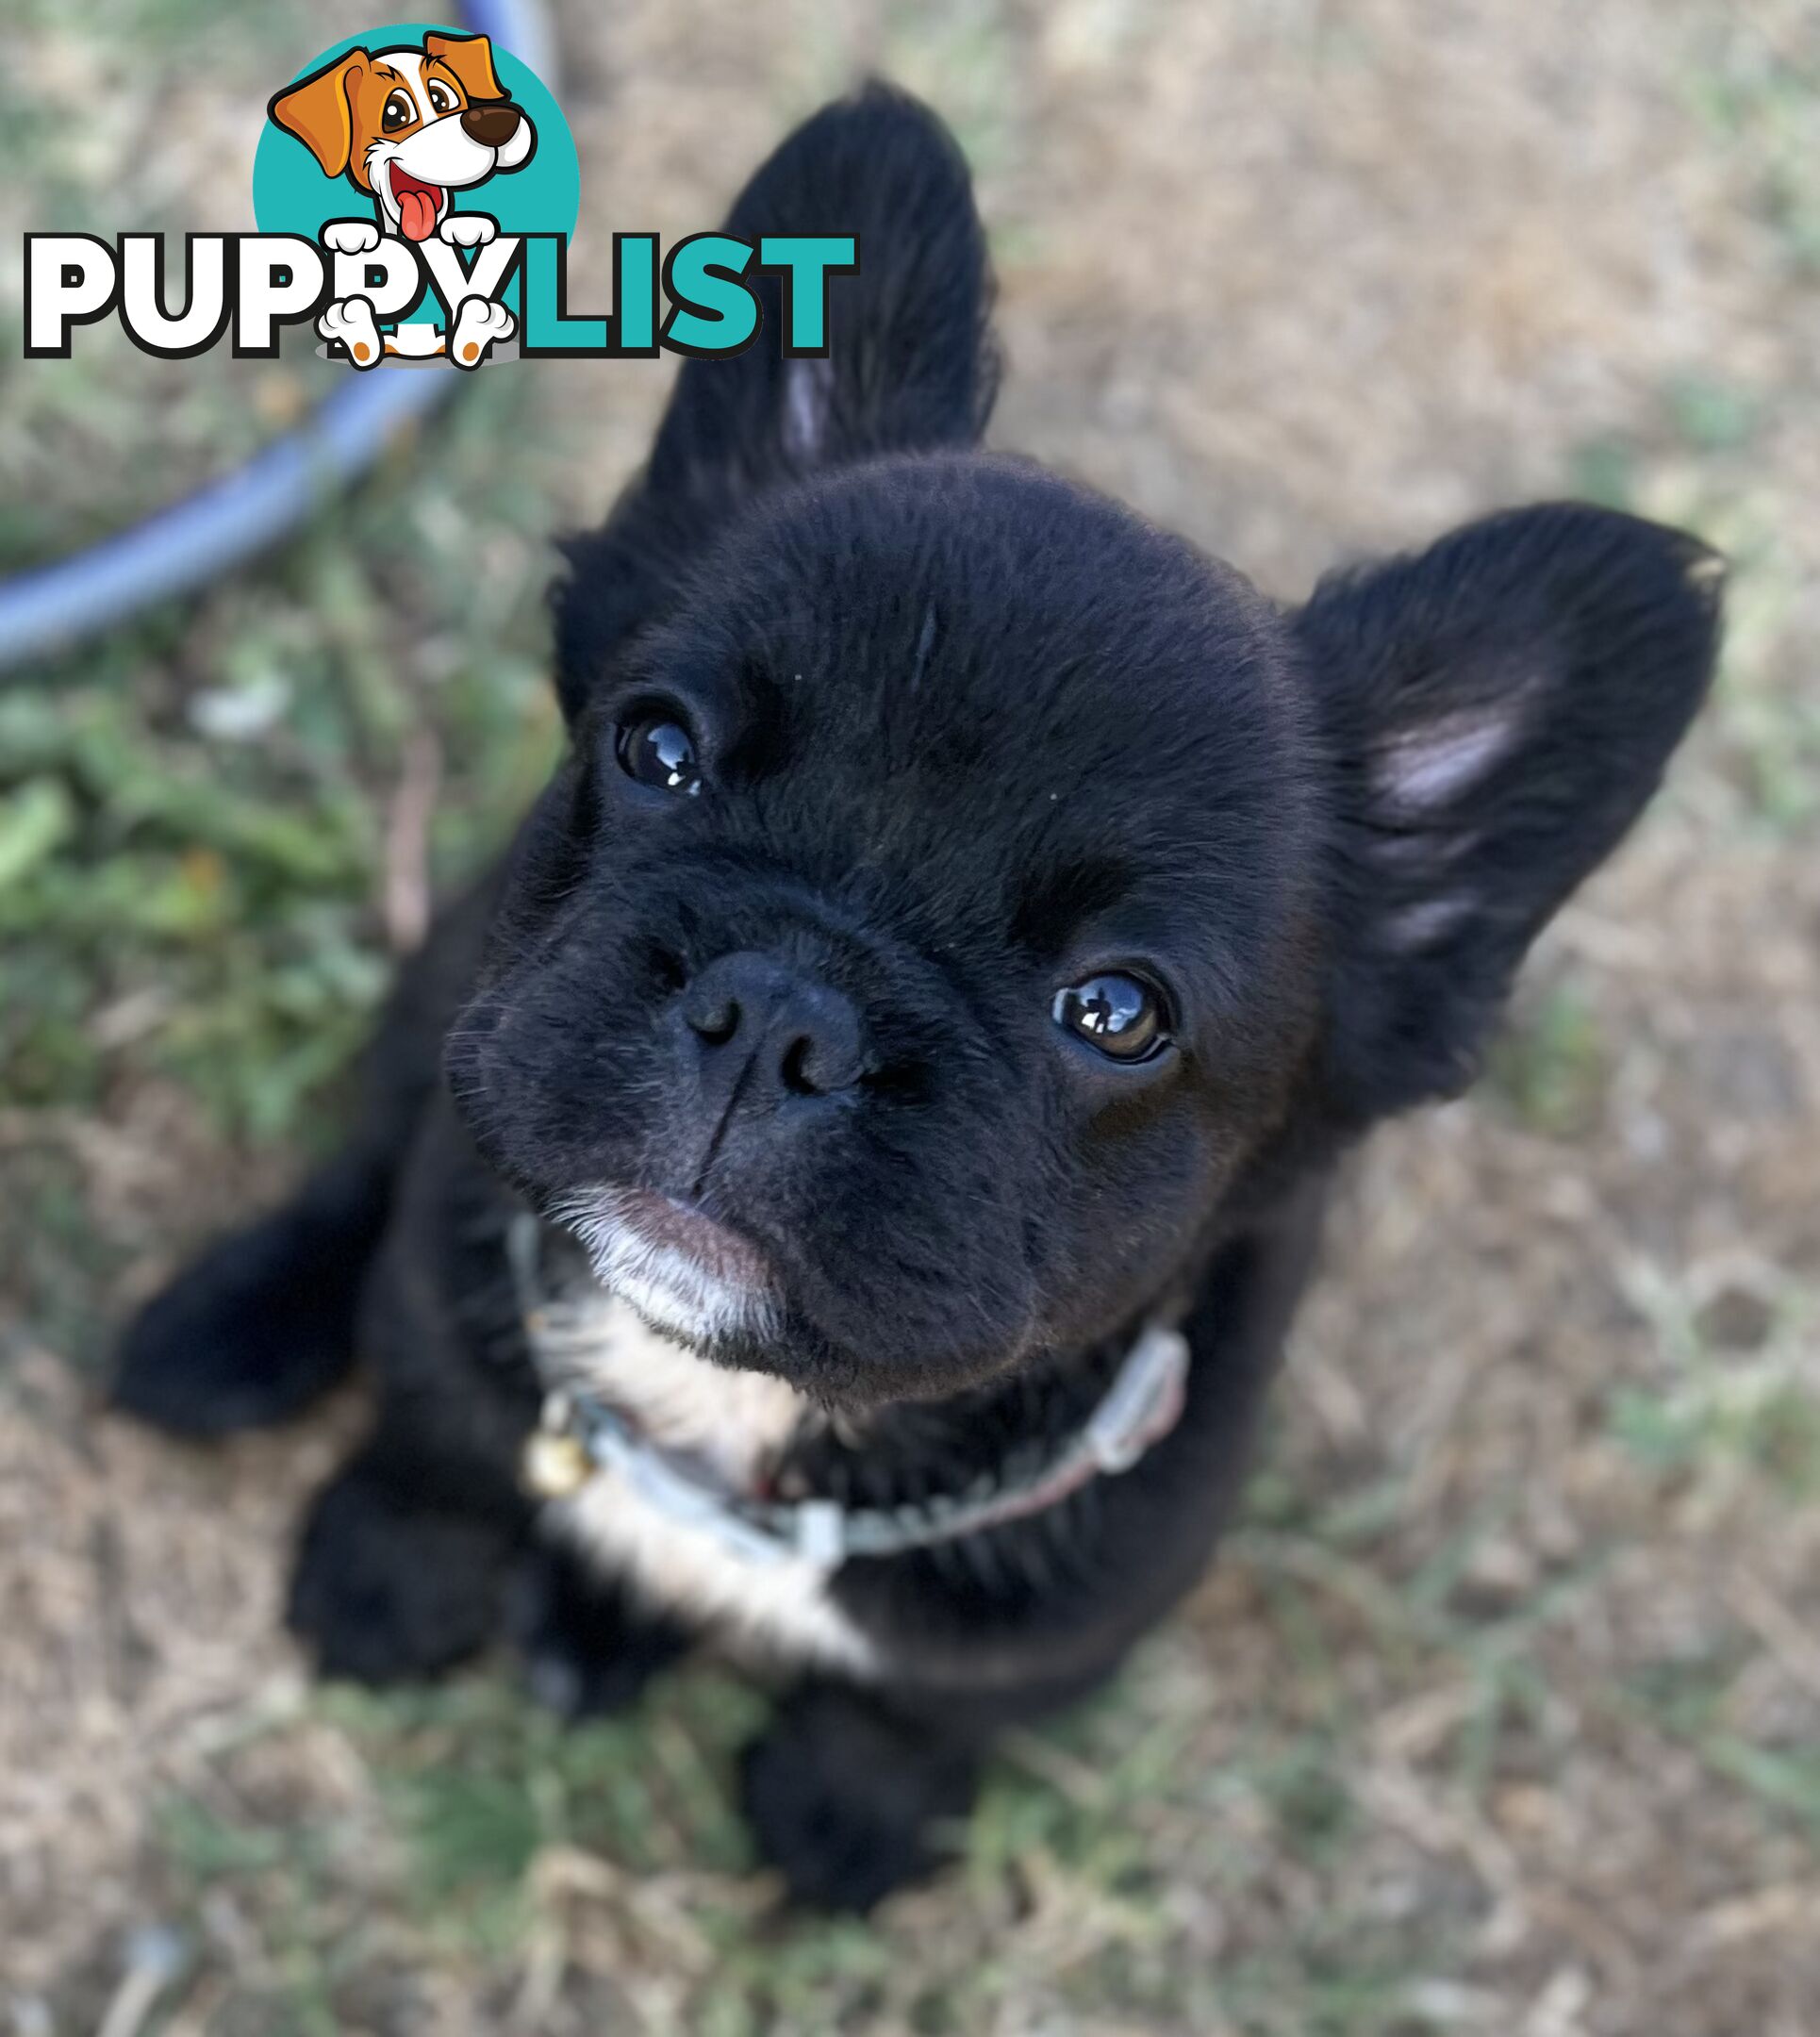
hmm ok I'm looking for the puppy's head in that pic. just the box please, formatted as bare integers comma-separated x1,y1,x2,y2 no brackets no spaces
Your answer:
450,87,1721,1408
268,32,535,242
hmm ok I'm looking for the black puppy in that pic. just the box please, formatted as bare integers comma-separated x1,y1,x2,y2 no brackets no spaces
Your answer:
117,85,1721,1912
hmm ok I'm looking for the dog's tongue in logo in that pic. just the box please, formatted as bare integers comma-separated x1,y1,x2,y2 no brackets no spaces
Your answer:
391,164,442,242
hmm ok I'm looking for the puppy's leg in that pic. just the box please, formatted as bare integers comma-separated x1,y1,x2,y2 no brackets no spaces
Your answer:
510,1538,693,1720
740,1679,983,1913
288,1423,530,1683
291,1448,698,1698
111,1146,392,1436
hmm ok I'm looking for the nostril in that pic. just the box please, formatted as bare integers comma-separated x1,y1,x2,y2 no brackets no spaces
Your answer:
780,1016,867,1098
780,1034,821,1096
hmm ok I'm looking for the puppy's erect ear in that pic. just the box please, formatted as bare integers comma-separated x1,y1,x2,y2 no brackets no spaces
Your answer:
648,81,998,493
268,50,369,179
424,31,506,103
1299,503,1722,1124
553,83,998,717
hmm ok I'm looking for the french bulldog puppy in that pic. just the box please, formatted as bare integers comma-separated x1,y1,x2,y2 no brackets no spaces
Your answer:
116,84,1721,1912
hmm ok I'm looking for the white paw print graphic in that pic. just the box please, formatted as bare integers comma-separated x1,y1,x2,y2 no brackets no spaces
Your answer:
323,220,381,257
448,297,515,369
318,297,382,369
438,212,499,249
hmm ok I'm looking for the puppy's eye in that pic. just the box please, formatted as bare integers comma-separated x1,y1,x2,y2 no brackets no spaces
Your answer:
1052,972,1169,1063
616,716,702,797
426,80,455,114
382,90,416,131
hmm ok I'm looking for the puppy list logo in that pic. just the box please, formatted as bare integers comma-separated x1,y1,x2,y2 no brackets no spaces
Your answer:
24,21,856,370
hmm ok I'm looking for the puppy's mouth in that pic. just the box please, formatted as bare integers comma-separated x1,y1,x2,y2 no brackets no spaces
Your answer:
611,1188,772,1288
548,1184,782,1350
389,162,447,242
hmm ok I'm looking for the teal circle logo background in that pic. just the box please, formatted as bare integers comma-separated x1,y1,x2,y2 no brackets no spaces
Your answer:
252,22,578,242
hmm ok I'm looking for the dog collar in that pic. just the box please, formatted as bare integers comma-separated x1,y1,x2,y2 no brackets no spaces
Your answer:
508,1215,1191,1568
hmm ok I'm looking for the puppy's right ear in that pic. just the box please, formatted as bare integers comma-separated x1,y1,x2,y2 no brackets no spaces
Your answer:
649,81,999,493
554,83,998,718
1297,503,1722,1125
269,50,369,180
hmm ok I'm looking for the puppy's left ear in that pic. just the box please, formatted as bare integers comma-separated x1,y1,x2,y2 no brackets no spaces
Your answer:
1299,503,1723,1124
553,83,998,717
424,31,505,102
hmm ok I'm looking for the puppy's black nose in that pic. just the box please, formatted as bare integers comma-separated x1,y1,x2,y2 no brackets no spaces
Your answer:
460,101,521,147
681,952,865,1101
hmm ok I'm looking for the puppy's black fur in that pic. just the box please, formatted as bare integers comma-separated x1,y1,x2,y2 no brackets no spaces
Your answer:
115,84,1721,1909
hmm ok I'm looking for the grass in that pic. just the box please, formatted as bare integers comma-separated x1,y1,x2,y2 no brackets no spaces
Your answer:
1604,1272,1820,1503
2,363,562,1366
103,1435,1654,2033
1484,976,1610,1141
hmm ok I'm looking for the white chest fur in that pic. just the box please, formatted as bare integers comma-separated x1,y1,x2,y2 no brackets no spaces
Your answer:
539,1295,877,1677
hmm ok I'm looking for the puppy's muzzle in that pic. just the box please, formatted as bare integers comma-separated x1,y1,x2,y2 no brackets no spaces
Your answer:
460,101,523,149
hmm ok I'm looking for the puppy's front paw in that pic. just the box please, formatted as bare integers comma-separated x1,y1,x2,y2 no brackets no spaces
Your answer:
448,296,515,368
288,1453,515,1683
438,211,498,248
318,297,382,368
111,1168,372,1436
741,1683,979,1913
323,219,381,257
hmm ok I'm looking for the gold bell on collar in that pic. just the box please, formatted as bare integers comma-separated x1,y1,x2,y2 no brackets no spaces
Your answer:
521,1395,591,1499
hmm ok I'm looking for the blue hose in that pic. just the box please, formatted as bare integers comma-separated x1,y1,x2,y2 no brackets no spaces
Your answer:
0,0,556,676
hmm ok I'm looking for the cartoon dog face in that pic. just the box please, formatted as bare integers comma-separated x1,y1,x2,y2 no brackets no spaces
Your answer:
269,31,536,242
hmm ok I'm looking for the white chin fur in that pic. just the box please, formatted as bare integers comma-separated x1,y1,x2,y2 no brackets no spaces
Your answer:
550,1186,779,1351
